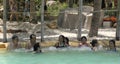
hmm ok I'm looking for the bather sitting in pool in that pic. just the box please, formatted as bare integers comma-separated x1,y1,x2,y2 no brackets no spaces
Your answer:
64,37,69,47
54,35,69,48
7,35,21,50
25,34,37,50
33,43,42,53
90,39,103,51
79,36,90,47
108,40,116,52
30,34,36,47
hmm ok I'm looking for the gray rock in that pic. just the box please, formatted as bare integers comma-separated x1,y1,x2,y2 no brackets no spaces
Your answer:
57,6,94,30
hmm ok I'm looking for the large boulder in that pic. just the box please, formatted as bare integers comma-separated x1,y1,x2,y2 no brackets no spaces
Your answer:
57,6,94,29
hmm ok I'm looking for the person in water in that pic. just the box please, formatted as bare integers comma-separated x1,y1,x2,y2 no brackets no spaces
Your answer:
55,35,65,48
30,34,36,47
55,35,69,48
33,42,42,53
21,34,37,51
79,36,90,47
7,35,21,50
64,37,69,47
90,39,103,51
109,40,116,51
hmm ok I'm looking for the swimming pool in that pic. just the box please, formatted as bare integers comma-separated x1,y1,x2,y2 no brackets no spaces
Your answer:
0,50,120,64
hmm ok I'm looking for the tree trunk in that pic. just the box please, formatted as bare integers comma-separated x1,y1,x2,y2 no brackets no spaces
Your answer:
88,0,102,37
30,0,37,24
116,0,120,40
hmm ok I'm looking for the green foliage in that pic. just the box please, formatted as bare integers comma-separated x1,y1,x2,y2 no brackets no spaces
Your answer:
0,0,2,4
73,4,78,8
104,8,117,16
35,0,41,10
0,0,3,3
47,3,68,16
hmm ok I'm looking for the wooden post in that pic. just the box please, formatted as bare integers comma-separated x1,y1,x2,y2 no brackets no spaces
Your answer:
116,0,120,40
77,0,83,41
41,0,45,42
3,0,7,42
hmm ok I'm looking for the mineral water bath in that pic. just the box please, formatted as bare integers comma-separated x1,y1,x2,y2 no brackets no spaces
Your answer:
0,49,120,64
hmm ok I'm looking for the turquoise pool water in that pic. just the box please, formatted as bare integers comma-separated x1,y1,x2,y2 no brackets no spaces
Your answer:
0,50,120,64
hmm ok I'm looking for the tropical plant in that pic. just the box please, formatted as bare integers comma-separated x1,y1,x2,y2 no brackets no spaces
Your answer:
47,2,68,16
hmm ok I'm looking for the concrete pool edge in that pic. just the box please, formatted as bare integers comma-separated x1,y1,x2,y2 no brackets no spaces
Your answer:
0,41,120,49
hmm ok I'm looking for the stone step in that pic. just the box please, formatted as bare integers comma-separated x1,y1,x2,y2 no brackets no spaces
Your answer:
0,44,6,48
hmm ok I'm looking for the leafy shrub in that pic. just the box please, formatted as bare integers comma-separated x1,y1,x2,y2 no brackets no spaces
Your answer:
47,2,68,16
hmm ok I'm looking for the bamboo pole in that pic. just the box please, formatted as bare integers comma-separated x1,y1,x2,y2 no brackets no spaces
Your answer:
116,0,120,40
41,0,45,42
77,0,83,41
3,0,7,42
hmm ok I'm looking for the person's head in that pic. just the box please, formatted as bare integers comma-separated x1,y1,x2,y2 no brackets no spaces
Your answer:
90,39,98,47
59,35,65,42
80,36,87,43
109,40,116,51
30,34,36,39
12,35,19,45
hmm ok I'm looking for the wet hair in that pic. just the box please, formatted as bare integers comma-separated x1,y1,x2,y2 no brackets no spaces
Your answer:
59,35,65,38
109,40,116,47
30,34,36,39
64,37,69,45
59,35,65,41
12,35,19,40
90,39,98,47
80,36,87,41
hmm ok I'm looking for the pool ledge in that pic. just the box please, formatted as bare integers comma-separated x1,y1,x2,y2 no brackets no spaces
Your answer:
0,41,120,50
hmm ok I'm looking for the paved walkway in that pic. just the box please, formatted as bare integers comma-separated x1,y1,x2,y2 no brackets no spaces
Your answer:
0,28,116,42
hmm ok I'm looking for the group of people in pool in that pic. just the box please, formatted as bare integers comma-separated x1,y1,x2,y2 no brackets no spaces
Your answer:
7,34,42,53
78,36,116,52
7,34,117,53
